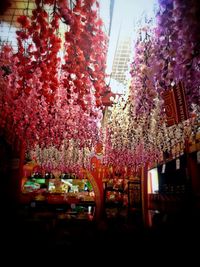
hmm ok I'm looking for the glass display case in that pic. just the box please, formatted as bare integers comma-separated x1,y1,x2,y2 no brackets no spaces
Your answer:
21,172,96,221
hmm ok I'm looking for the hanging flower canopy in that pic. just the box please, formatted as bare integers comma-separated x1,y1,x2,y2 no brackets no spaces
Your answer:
0,0,109,166
0,0,199,173
103,0,200,171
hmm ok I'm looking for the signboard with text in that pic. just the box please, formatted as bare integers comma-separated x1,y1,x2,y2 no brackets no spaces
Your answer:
163,82,189,127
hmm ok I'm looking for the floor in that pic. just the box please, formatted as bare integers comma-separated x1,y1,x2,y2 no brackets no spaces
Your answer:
1,202,200,264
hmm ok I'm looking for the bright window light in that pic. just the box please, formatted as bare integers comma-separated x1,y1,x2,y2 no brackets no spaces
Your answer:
148,167,159,194
100,0,158,93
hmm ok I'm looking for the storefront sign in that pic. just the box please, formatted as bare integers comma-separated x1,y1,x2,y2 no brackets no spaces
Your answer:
173,82,189,122
163,90,178,126
162,164,166,173
176,158,180,170
197,151,200,164
163,82,189,126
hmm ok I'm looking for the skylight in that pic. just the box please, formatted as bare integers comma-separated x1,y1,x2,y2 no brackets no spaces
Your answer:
100,0,158,94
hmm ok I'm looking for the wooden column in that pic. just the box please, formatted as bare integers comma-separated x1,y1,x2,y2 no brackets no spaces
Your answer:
5,139,25,209
187,152,200,197
141,164,149,227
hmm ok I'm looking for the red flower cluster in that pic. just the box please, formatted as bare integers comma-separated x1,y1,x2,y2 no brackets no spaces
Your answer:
61,0,109,109
0,0,108,166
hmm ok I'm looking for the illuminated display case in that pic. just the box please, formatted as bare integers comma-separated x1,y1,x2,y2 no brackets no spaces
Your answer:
104,178,129,219
128,177,142,210
21,172,96,221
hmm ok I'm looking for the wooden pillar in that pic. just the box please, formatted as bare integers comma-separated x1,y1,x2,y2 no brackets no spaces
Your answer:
141,164,149,227
187,152,200,197
84,170,104,222
6,140,25,208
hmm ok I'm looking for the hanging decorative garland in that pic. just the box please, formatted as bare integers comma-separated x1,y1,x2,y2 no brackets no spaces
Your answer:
29,141,91,175
155,0,200,108
1,0,199,172
104,0,200,170
0,0,109,171
61,0,109,109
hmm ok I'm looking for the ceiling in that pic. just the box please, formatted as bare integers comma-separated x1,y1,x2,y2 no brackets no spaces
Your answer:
0,0,157,94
